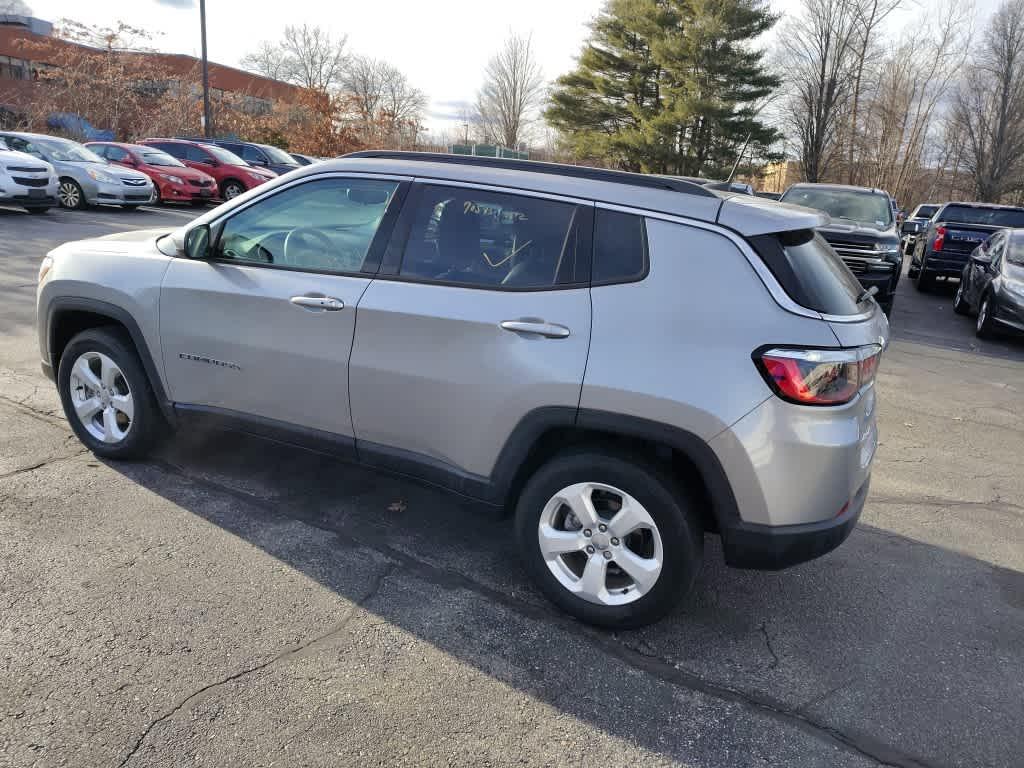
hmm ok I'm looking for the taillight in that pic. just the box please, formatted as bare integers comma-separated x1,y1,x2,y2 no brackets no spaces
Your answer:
755,346,882,406
933,226,946,251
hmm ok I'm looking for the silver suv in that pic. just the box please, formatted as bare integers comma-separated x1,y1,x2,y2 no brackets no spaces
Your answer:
36,152,888,627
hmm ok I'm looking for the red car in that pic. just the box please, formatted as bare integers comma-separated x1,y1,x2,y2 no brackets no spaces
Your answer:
86,141,218,206
138,138,276,200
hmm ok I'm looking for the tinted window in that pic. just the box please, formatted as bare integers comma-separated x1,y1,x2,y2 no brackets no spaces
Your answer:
185,145,212,163
939,205,1024,228
593,209,647,284
399,185,581,289
89,145,109,158
914,205,938,219
155,142,186,159
780,186,893,229
215,177,399,274
1007,235,1024,266
750,230,868,316
204,144,245,165
5,136,46,159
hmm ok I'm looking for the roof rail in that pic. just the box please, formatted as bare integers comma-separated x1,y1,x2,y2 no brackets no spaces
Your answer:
341,151,717,198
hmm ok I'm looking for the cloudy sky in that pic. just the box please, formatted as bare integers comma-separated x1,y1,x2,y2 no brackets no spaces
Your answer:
20,0,1005,136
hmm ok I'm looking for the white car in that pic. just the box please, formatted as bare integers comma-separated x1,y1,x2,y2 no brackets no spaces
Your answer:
0,136,58,214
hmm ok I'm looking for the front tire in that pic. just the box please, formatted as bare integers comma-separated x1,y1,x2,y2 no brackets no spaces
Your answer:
515,451,703,628
57,327,163,460
221,180,245,200
58,179,87,210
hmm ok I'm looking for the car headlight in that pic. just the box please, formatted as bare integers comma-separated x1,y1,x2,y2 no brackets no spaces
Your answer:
38,255,54,284
160,173,184,185
86,167,115,183
246,171,265,182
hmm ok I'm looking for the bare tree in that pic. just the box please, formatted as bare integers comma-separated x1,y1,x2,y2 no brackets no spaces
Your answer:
380,63,426,127
344,55,387,121
846,0,903,184
476,32,544,149
241,25,347,93
955,0,1024,201
0,0,33,14
783,0,861,182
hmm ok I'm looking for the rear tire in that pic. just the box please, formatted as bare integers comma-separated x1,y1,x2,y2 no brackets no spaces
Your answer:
914,259,935,292
953,280,970,315
57,327,164,460
976,294,999,339
514,450,703,629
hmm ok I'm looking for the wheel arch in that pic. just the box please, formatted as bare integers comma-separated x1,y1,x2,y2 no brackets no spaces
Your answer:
47,297,174,422
492,407,739,535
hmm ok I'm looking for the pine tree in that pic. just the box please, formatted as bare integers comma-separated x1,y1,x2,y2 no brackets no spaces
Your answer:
546,0,781,176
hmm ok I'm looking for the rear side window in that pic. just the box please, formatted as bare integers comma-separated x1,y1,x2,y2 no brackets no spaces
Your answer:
398,184,585,289
592,209,647,284
750,230,868,316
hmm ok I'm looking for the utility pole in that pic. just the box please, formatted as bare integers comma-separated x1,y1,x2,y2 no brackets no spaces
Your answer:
200,0,213,139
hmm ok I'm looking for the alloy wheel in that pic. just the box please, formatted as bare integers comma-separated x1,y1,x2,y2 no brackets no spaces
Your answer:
537,482,664,606
224,183,243,200
58,181,81,209
68,351,134,443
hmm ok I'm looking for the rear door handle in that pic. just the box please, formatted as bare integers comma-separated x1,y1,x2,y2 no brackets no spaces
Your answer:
499,320,571,338
290,295,345,311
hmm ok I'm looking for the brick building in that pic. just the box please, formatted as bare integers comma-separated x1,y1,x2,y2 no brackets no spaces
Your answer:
0,13,307,124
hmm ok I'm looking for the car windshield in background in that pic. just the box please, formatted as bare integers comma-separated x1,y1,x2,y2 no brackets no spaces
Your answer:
38,140,105,163
139,150,184,167
261,145,298,165
204,144,246,165
781,187,893,229
916,205,938,219
940,205,1024,228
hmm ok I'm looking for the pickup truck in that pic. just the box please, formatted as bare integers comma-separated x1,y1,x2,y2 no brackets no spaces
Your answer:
900,203,939,256
910,202,1024,291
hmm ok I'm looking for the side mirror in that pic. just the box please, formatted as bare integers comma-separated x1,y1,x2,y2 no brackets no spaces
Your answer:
901,220,922,235
184,224,211,260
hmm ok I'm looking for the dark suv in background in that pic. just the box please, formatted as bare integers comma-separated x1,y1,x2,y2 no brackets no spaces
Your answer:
183,137,301,176
780,183,902,315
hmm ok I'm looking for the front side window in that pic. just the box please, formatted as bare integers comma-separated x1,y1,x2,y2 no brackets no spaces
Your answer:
37,139,104,163
5,136,46,159
204,144,245,165
138,150,184,167
239,145,266,164
215,177,400,274
399,185,582,289
105,146,129,162
185,145,213,163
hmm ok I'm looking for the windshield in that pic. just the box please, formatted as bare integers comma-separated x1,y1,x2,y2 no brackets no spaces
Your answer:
38,139,105,163
940,204,1024,228
914,205,938,220
204,144,246,165
138,150,184,167
781,187,893,229
260,144,298,165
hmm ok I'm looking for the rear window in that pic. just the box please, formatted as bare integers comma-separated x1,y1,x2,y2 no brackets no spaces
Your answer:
939,205,1024,228
749,230,868,316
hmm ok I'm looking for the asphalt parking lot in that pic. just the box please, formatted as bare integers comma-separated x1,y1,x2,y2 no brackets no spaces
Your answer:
1,204,1022,768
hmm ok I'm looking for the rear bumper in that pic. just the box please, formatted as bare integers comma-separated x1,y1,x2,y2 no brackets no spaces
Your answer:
721,477,869,570
922,252,969,276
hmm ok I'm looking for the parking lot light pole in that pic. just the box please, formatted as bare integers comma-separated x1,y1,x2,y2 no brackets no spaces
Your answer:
200,0,213,139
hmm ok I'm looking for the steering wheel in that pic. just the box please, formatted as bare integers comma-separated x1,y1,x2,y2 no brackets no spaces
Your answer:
282,227,335,267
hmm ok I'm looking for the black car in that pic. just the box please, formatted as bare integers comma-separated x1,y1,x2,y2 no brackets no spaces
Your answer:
779,183,901,315
900,202,939,256
180,137,301,176
910,202,1024,291
952,228,1024,338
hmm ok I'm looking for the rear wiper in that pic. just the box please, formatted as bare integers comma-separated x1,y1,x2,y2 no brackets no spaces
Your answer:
857,286,879,303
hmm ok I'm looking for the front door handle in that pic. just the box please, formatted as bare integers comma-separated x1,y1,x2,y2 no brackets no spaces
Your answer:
499,320,571,338
290,295,345,311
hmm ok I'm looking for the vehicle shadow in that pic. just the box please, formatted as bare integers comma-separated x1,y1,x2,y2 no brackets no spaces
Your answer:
103,426,1024,768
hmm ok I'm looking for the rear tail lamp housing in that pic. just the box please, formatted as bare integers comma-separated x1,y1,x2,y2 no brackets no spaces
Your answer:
754,345,882,406
933,226,946,251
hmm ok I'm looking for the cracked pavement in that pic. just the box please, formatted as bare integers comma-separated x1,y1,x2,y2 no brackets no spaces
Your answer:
1,206,1023,767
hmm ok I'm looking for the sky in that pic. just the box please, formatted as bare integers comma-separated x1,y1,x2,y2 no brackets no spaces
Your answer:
19,0,1006,137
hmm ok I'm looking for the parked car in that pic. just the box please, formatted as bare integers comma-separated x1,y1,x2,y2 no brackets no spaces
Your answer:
36,151,888,628
182,137,301,176
672,175,755,195
86,142,217,206
0,131,155,210
755,191,782,201
290,152,319,166
139,138,275,200
909,202,1024,291
952,228,1024,338
0,135,58,214
900,202,940,256
779,183,902,315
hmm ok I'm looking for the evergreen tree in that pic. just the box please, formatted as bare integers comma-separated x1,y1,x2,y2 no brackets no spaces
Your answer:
546,0,781,176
